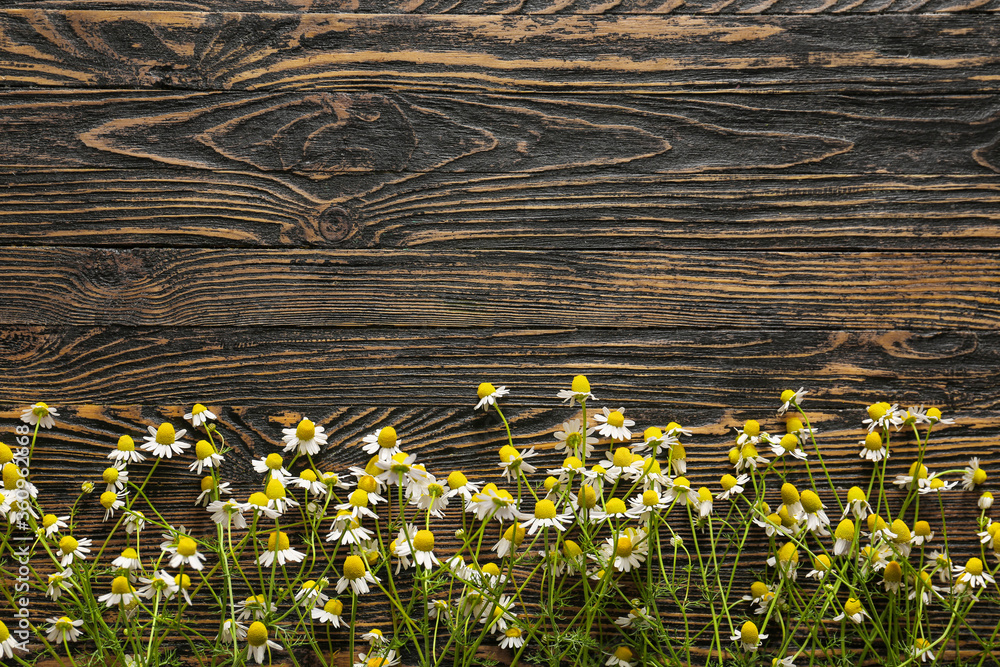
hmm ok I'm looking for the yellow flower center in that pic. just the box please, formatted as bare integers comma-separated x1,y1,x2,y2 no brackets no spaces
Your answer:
891,519,911,543
247,621,268,647
378,427,397,448
100,491,118,509
835,519,856,541
929,478,945,490
642,490,660,507
3,463,22,490
324,598,344,615
780,483,800,505
121,548,138,560
563,540,582,558
195,440,215,460
265,453,284,470
33,402,50,416
800,490,823,513
743,420,760,437
780,389,796,403
267,531,290,552
192,403,207,415
503,523,526,545
908,461,928,480
0,622,8,641
814,555,831,571
343,555,366,580
201,476,216,492
778,542,799,564
177,537,197,557
42,514,58,529
616,536,633,557
884,561,902,583
698,487,712,503
59,536,79,554
927,407,942,421
534,499,557,520
720,474,737,491
103,467,121,484
248,491,268,508
914,637,931,651
483,563,501,577
578,485,597,509
571,375,591,394
607,411,625,428
740,444,759,459
844,597,862,616
506,627,523,639
864,432,883,451
750,581,769,599
846,486,866,504
155,423,176,445
786,417,804,432
300,469,318,483
414,530,435,552
447,471,468,489
117,435,135,452
867,403,887,420
643,427,663,442
295,419,315,441
673,476,691,491
966,557,984,576
612,447,632,468
974,468,988,486
477,382,496,399
349,489,369,508
111,576,132,595
265,478,287,500
614,646,633,661
605,498,627,515
740,621,759,644
498,445,518,463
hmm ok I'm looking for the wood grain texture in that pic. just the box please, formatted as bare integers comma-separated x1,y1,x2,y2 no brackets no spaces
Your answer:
11,404,1000,659
0,12,998,93
2,248,1000,330
0,327,995,407
2,0,999,14
3,170,999,249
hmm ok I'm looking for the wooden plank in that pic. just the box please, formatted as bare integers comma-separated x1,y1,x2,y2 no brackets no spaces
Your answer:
3,91,999,176
1,0,998,14
3,170,999,248
1,248,1000,330
0,12,997,93
0,327,995,407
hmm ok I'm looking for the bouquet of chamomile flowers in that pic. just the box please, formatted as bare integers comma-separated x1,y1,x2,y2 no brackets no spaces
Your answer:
0,380,997,667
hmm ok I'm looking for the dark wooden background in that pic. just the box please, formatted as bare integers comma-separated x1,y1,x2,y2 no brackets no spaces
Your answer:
1,0,999,664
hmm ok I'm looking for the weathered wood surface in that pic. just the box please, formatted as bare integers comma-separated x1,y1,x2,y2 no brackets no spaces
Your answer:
2,0,999,14
2,248,1000,329
0,327,995,407
0,13,998,93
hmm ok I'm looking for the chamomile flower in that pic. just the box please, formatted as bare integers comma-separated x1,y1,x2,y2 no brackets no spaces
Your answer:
858,545,888,575
883,561,904,593
627,488,669,521
258,531,304,567
862,402,904,432
492,523,526,558
594,407,634,442
833,597,869,624
237,595,275,621
606,646,636,667
170,536,206,571
717,474,748,501
797,490,830,536
141,422,189,459
245,622,282,664
833,519,856,556
414,481,451,517
910,571,943,605
918,476,957,495
46,616,83,644
219,619,247,643
109,435,146,463
893,461,929,491
909,638,936,663
282,418,327,456
253,452,292,485
731,621,767,652
841,486,872,520
326,511,373,546
735,444,768,473
0,621,25,658
189,440,224,475
208,499,247,529
355,650,400,667
771,433,806,460
963,458,987,490
475,382,509,411
41,513,69,538
557,374,595,405
21,402,58,429
197,476,230,506
264,477,300,515
411,530,441,568
615,605,655,628
466,483,519,523
978,520,1000,550
112,548,143,572
807,554,832,581
520,499,573,534
554,419,598,459
337,555,380,595
743,580,776,611
295,579,329,607
767,542,800,581
599,447,643,483
859,431,888,462
777,388,807,415
497,445,538,482
480,595,516,634
589,497,630,524
663,476,699,506
185,403,217,427
57,535,92,567
953,557,994,589
980,492,994,510
245,492,280,520
500,626,526,650
603,527,648,573
47,570,74,601
312,598,345,626
98,576,137,607
357,429,399,463
100,490,127,521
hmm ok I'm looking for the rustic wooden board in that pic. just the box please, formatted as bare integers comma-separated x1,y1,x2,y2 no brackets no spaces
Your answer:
1,248,1000,330
0,13,997,93
0,327,994,407
2,0,999,14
